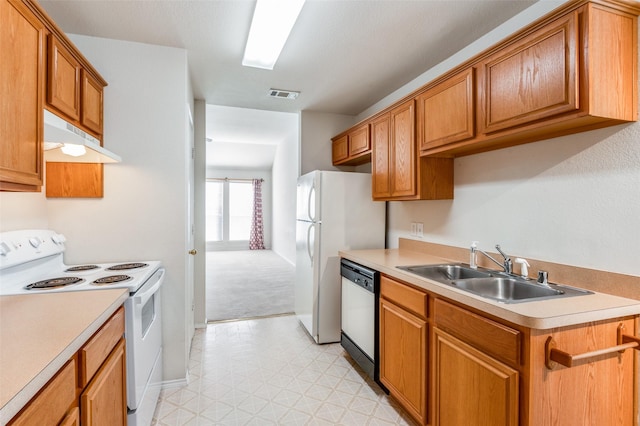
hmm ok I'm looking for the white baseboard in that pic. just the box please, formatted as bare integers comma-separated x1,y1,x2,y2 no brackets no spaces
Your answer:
160,375,189,390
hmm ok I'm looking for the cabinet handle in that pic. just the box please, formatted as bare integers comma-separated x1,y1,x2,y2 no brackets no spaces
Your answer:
545,324,640,370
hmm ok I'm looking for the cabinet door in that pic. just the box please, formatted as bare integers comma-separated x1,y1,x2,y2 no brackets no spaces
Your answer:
0,0,45,191
348,123,370,156
478,11,578,134
389,100,416,198
47,35,81,121
371,113,391,199
81,339,127,426
81,69,104,136
332,134,348,164
433,328,518,426
417,68,475,151
380,297,428,424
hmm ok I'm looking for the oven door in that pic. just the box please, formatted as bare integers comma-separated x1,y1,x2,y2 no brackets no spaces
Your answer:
124,268,164,411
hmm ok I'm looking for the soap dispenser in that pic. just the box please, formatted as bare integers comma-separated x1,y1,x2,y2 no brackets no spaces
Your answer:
514,258,530,278
470,241,479,269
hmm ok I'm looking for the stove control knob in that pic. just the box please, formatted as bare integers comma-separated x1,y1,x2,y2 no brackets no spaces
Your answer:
0,242,11,256
29,237,42,248
51,234,66,244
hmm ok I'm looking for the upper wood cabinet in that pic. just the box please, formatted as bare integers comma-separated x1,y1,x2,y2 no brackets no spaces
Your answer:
371,113,392,198
389,100,416,198
478,12,579,134
1,0,108,195
332,123,371,166
417,68,475,151
0,0,45,192
372,100,454,201
333,0,639,175
47,34,105,139
331,134,348,164
440,2,637,157
81,69,104,135
47,35,81,121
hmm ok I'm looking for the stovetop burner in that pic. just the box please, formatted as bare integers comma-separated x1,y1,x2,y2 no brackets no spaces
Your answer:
65,265,100,272
93,275,132,285
25,277,85,290
107,263,148,271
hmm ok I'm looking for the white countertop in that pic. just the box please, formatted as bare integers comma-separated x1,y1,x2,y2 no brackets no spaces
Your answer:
340,248,640,329
0,289,129,423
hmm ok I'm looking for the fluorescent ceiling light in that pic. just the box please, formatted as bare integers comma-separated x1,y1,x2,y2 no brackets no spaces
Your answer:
242,0,305,70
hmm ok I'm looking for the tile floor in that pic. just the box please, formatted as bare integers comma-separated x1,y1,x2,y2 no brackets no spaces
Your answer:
152,314,416,425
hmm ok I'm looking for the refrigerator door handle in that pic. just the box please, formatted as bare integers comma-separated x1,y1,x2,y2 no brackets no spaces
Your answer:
306,223,314,266
308,183,316,222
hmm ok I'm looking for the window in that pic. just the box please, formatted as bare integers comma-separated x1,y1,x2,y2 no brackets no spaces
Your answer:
206,180,253,244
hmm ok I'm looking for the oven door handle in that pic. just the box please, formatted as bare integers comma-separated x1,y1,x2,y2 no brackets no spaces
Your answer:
134,269,165,307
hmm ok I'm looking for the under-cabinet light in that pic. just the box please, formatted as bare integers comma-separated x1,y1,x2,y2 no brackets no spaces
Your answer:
60,144,87,157
242,0,305,70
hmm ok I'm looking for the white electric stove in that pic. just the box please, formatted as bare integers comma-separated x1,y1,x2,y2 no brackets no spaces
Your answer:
0,229,164,426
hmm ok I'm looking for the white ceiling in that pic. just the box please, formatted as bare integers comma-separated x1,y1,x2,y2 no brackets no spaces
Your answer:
39,0,538,169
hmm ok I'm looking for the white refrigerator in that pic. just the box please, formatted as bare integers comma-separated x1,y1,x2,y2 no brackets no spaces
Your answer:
295,170,386,343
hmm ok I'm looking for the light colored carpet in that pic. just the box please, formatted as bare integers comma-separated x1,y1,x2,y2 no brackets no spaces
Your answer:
206,250,295,321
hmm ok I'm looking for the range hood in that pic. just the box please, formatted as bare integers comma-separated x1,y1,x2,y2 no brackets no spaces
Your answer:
43,110,122,163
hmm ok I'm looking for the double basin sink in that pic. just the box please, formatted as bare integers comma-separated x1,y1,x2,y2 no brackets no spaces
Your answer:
396,264,592,304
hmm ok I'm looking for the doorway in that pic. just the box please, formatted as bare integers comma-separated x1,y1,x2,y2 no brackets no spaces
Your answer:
204,105,299,322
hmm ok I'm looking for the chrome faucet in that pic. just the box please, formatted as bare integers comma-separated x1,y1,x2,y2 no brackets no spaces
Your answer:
476,244,513,274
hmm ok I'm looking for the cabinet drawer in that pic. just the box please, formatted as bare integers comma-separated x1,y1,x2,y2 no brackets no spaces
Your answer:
79,306,125,387
9,359,77,426
434,298,521,366
380,276,428,318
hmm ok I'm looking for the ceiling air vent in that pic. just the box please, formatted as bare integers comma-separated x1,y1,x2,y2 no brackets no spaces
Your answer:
268,88,300,100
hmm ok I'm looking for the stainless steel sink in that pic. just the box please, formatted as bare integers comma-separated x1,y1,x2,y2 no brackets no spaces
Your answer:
397,263,592,303
397,264,493,281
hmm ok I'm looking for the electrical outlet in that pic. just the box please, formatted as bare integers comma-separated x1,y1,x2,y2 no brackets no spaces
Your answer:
416,223,424,238
410,222,417,236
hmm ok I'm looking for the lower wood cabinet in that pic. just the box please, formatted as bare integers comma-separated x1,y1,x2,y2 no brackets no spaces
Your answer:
8,359,77,426
433,328,518,426
379,276,428,424
8,307,127,426
378,273,639,426
80,339,127,426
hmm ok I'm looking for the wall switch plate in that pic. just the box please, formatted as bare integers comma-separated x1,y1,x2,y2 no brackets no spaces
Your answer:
416,223,424,238
410,222,417,236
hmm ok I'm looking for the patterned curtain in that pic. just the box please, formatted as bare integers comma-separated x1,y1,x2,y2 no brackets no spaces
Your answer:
249,179,265,250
